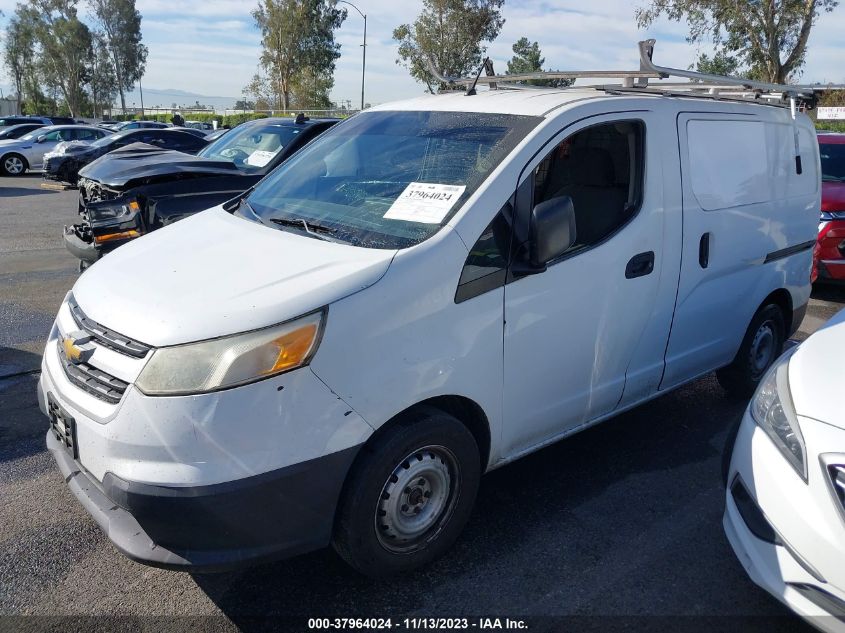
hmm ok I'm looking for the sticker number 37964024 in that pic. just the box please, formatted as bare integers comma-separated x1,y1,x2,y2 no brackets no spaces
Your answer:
383,182,467,224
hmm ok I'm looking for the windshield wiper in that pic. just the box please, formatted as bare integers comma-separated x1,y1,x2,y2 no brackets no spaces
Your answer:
270,218,337,239
269,217,337,241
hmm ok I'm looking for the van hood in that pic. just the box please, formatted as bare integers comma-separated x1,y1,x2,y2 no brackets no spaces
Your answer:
78,143,239,189
789,308,845,429
72,207,396,347
822,181,845,212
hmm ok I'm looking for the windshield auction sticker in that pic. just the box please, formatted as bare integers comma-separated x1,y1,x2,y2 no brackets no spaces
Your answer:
245,149,278,167
384,182,467,224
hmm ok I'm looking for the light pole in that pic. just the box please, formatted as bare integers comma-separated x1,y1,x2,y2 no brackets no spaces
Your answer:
339,0,366,111
139,78,145,119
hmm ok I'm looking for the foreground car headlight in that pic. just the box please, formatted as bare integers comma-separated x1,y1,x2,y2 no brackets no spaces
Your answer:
136,310,325,395
93,199,140,220
750,348,807,481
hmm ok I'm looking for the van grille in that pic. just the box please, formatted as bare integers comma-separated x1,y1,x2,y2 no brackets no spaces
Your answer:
58,342,128,404
68,297,151,358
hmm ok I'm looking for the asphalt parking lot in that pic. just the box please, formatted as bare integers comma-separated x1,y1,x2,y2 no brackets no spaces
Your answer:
2,174,844,631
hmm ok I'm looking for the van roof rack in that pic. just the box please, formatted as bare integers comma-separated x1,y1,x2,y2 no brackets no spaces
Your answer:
428,39,845,110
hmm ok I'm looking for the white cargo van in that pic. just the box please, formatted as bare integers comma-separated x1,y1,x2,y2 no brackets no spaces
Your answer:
40,44,821,576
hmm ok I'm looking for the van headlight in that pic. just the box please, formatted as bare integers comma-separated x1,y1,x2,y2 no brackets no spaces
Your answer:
136,310,324,395
749,348,807,482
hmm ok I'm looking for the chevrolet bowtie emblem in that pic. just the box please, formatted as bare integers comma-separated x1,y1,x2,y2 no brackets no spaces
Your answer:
62,331,94,364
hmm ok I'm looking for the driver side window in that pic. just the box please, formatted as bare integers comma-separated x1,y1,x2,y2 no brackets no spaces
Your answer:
531,120,644,252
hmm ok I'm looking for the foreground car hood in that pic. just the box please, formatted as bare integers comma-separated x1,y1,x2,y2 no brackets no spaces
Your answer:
789,308,845,429
79,143,239,188
73,208,396,346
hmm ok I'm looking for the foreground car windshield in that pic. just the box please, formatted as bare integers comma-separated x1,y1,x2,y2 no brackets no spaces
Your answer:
198,122,304,172
244,111,540,249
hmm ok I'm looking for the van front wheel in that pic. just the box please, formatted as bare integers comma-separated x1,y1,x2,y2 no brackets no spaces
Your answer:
332,407,480,577
717,304,785,398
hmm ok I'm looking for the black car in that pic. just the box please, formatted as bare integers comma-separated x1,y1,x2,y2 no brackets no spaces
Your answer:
113,120,169,131
0,123,45,140
0,115,76,127
64,116,338,267
44,128,209,186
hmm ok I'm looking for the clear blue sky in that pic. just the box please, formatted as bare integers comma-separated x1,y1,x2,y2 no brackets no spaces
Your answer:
1,0,844,106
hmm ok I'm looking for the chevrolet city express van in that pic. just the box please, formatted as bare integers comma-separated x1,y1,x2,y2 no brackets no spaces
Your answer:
40,88,820,577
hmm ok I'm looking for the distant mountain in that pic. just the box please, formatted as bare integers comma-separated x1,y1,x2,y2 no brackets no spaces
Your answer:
119,87,238,112
0,83,241,113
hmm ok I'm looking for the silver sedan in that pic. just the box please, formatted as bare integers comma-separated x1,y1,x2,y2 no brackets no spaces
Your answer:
0,125,110,176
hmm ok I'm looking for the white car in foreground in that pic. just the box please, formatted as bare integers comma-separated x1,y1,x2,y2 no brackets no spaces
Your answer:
725,309,845,631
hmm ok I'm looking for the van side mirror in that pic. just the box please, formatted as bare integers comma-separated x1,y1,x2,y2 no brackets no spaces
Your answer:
529,195,577,268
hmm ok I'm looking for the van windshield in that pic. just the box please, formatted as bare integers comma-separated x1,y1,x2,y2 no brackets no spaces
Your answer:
243,110,541,249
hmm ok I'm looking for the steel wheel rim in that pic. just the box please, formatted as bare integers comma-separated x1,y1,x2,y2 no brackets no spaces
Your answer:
749,321,776,378
375,445,460,553
4,156,23,174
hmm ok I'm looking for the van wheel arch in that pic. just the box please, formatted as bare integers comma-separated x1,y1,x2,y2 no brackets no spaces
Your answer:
359,396,492,474
760,288,793,337
717,298,788,397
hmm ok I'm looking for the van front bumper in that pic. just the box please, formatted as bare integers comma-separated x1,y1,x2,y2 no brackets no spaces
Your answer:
47,429,360,571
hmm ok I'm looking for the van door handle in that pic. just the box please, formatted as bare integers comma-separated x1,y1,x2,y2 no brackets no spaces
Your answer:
625,251,655,279
699,233,711,268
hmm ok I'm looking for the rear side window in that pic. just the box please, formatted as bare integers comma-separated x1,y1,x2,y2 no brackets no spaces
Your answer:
686,119,817,210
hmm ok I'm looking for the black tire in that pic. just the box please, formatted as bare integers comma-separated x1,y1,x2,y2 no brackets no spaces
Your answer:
332,406,481,578
1,153,28,176
716,304,785,398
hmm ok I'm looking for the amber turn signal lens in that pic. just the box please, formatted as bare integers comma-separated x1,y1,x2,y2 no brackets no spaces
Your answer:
266,323,319,374
93,229,140,244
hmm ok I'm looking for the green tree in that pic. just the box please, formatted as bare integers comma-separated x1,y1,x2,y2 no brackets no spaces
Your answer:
692,50,740,77
393,0,505,93
88,32,118,118
2,16,35,114
91,0,148,115
636,0,839,84
19,0,93,117
505,37,573,88
251,0,346,111
243,71,277,110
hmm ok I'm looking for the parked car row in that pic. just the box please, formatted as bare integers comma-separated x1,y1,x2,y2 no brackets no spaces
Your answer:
0,125,110,176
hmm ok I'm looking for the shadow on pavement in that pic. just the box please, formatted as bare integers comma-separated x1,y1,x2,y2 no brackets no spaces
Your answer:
812,282,845,304
0,347,46,460
191,377,802,630
0,186,58,197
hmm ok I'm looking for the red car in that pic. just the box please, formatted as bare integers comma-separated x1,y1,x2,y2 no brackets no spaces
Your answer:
816,132,845,283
